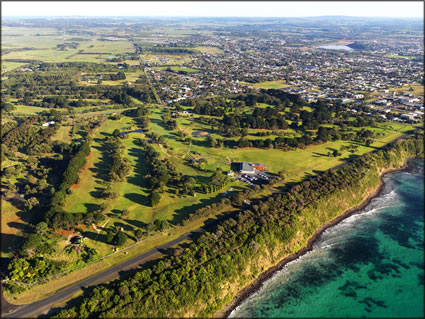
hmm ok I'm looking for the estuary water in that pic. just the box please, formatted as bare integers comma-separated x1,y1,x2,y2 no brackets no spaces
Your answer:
230,159,424,318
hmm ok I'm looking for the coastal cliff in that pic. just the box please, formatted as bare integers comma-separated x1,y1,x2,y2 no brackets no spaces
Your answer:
52,137,424,318
216,139,423,318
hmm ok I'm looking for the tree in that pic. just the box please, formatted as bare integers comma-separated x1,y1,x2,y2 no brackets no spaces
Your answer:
112,129,121,137
24,197,39,211
150,192,161,207
120,209,129,218
106,229,115,244
1,102,16,113
35,222,49,236
365,139,373,147
113,231,127,247
134,229,143,241
118,285,129,296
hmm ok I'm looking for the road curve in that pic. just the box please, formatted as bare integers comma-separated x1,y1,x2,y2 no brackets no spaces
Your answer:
2,227,203,318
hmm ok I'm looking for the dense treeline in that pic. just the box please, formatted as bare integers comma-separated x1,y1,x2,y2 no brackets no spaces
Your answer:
53,137,423,318
104,136,131,182
43,139,101,229
141,143,178,205
100,71,126,81
2,116,59,154
2,62,149,106
147,47,195,54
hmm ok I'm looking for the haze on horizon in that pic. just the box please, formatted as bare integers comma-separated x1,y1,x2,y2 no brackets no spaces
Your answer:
2,1,424,18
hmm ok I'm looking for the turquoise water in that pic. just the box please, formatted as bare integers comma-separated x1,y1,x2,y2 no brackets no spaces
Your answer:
319,45,354,51
231,159,424,318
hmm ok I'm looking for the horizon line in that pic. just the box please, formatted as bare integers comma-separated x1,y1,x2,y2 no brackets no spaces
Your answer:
2,15,423,18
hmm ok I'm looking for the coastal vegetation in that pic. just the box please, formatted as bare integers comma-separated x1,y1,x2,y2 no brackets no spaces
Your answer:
51,137,423,318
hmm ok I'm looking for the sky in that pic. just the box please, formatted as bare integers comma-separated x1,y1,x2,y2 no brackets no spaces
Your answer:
2,1,424,18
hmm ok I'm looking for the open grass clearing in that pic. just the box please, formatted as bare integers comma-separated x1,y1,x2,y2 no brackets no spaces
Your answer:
193,46,223,54
11,104,67,115
1,62,29,73
389,83,424,97
241,80,293,90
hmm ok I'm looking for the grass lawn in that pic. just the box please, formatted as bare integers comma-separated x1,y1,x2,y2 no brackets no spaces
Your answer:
63,114,241,249
241,80,293,89
0,200,25,258
51,125,72,143
389,83,424,97
11,105,67,115
193,46,223,54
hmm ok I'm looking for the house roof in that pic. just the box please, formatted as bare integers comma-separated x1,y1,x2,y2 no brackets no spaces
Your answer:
239,162,265,172
240,162,255,172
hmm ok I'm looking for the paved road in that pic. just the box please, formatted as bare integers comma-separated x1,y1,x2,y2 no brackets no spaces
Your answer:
2,227,203,318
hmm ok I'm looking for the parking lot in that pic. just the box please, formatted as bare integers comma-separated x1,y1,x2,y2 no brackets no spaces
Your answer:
235,171,275,187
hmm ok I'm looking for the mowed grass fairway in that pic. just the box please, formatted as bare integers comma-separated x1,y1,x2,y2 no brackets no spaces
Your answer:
63,114,241,245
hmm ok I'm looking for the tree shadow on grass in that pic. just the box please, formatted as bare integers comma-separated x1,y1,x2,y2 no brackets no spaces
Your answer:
124,145,150,206
7,221,26,232
125,219,147,229
90,187,105,199
84,203,100,214
342,153,360,162
90,138,111,182
0,233,25,255
312,151,329,157
113,221,135,233
5,196,25,211
124,193,150,206
81,230,108,245
170,191,235,226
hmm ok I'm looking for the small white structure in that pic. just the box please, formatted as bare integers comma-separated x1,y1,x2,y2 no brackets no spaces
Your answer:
42,121,55,127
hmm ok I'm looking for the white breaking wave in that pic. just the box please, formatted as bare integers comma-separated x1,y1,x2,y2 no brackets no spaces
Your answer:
228,249,320,318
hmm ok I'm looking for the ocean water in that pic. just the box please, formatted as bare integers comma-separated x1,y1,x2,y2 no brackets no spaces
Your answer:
230,159,424,318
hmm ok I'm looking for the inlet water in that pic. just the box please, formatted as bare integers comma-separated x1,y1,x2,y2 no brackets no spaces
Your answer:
318,45,354,51
230,159,424,318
